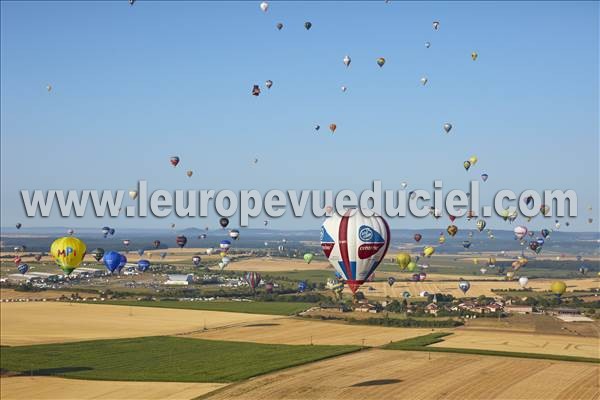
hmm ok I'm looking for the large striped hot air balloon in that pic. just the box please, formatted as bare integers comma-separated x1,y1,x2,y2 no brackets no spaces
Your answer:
244,272,261,292
320,209,390,294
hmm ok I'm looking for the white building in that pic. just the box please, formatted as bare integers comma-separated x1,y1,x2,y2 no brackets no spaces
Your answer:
164,274,194,285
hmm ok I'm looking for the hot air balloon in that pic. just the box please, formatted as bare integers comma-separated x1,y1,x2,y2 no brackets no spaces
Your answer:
462,240,472,249
528,240,539,251
468,156,478,166
343,55,351,67
411,273,420,282
480,266,487,274
184,170,193,178
304,21,312,30
463,161,471,171
265,80,273,89
481,173,488,182
260,2,269,12
219,217,229,228
314,124,320,131
423,246,435,257
536,237,545,246
198,234,207,240
387,277,396,287
245,272,262,292
407,261,417,272
471,51,478,61
252,85,261,96
420,77,428,86
159,252,167,259
414,233,422,242
137,259,150,272
34,254,42,262
117,254,127,273
438,234,446,244
298,281,308,292
220,240,231,250
46,84,52,92
329,123,337,133
50,236,87,275
540,204,550,216
91,248,105,262
320,209,390,294
550,281,566,298
176,235,187,248
17,263,29,274
518,276,529,288
153,240,161,248
476,219,486,232
447,225,458,237
458,279,470,294
276,22,283,30
67,229,74,236
122,239,131,247
265,281,274,293
514,226,528,240
109,228,115,236
443,123,452,133
425,41,431,48
16,223,22,229
192,255,201,266
13,256,21,266
129,190,138,200
341,85,347,92
376,57,386,67
229,229,240,240
137,249,144,256
396,253,411,271
432,21,440,30
170,156,180,167
264,220,269,226
304,253,314,264
419,272,427,281
206,248,214,255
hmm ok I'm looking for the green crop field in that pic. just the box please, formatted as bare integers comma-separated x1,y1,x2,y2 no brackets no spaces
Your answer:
104,300,315,315
0,336,360,383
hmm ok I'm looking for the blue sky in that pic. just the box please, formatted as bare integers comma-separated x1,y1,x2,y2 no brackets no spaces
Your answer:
1,1,598,231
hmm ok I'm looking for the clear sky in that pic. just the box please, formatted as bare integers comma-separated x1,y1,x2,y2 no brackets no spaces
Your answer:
1,1,598,231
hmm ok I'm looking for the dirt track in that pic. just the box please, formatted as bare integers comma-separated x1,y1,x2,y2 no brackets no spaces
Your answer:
0,376,225,400
203,349,600,400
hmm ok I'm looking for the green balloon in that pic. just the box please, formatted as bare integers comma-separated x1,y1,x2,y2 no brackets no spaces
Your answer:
406,261,417,272
303,253,314,264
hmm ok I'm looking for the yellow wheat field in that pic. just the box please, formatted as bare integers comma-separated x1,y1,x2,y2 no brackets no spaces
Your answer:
204,349,600,400
223,257,331,272
0,376,225,400
351,278,600,298
0,302,281,346
430,330,600,359
183,317,436,347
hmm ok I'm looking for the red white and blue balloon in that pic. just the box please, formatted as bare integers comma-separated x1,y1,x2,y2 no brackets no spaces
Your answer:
320,209,390,293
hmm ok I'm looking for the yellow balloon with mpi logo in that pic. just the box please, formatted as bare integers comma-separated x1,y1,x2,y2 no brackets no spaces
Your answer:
50,236,86,275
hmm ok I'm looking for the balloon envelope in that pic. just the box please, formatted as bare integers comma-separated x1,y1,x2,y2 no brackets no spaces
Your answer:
320,209,390,293
50,236,87,275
